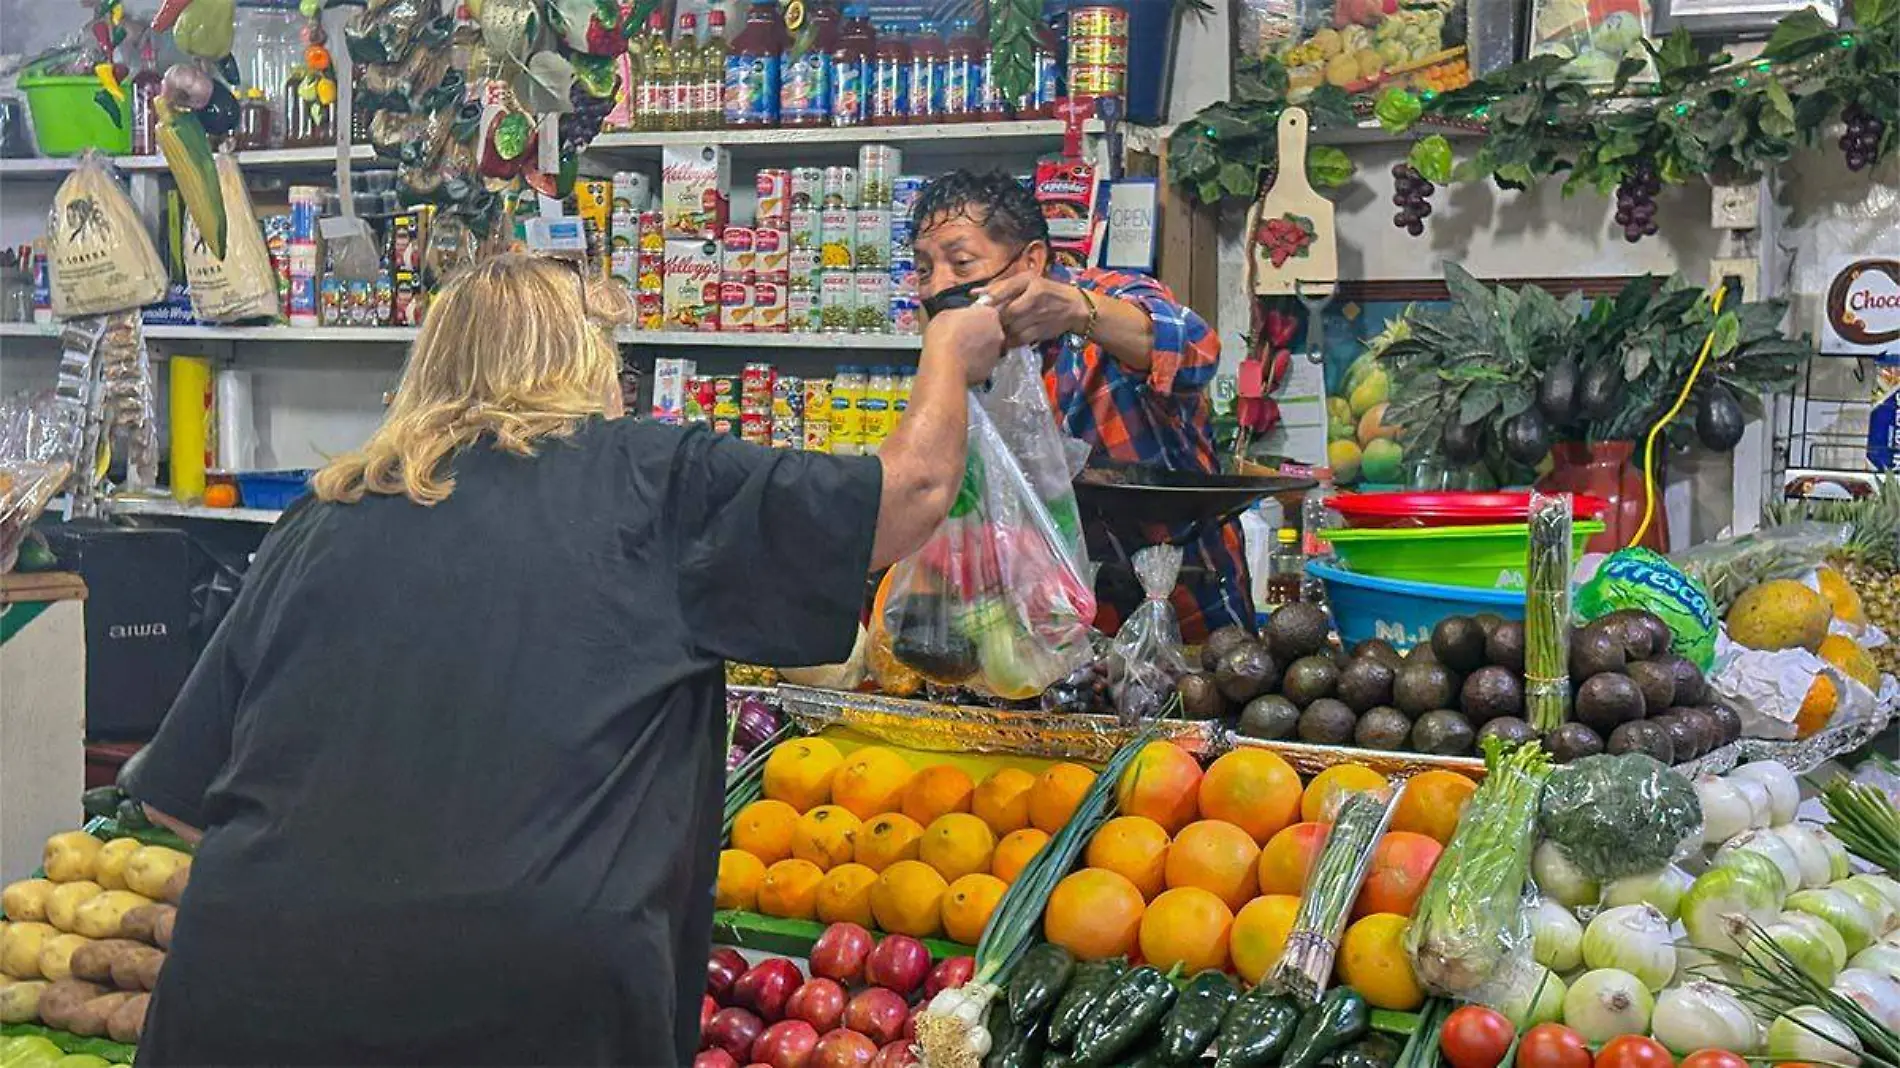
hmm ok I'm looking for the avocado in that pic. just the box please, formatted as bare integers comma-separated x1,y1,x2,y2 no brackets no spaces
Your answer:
1337,657,1398,713
1700,702,1743,746
1404,641,1440,665
1670,707,1718,757
1473,613,1506,637
1441,418,1485,464
1266,602,1333,662
1477,716,1538,749
1176,672,1226,720
1580,362,1623,420
1603,611,1660,660
1411,710,1477,756
1575,671,1648,734
1569,626,1627,680
1351,638,1403,669
1202,625,1257,671
1696,384,1745,451
1661,655,1707,706
1543,722,1605,763
1649,712,1706,761
1238,694,1301,740
1353,706,1412,750
1539,356,1580,424
1627,611,1674,656
1298,698,1359,745
1460,665,1525,724
1394,661,1457,716
1485,620,1527,671
1501,407,1551,467
1282,655,1342,709
1608,719,1676,764
1215,643,1281,704
1431,616,1489,674
1625,659,1678,714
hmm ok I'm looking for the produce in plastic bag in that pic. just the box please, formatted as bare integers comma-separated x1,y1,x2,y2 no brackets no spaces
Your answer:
47,153,169,318
184,153,282,323
1537,752,1703,881
1576,548,1719,670
1669,522,1854,613
0,392,81,573
1109,544,1190,721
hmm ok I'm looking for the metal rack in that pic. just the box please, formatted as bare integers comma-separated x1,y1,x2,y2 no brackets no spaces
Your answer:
1775,346,1887,495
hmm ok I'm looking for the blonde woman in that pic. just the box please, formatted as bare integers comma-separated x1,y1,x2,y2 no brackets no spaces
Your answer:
122,254,1005,1066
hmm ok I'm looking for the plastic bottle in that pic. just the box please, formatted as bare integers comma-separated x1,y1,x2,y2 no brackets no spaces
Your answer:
1030,23,1062,118
831,365,867,455
781,0,842,127
669,13,699,132
233,0,297,139
829,8,874,127
129,41,163,155
977,19,1007,120
869,23,910,126
861,365,898,453
1267,527,1304,611
634,12,669,132
942,18,983,123
726,0,786,127
907,21,945,125
700,10,729,128
1299,479,1337,605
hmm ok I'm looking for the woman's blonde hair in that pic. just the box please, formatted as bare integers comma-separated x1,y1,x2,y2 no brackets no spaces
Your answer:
313,253,633,505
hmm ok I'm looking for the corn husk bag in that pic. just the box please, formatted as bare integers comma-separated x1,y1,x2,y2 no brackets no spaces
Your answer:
47,153,168,318
184,153,279,323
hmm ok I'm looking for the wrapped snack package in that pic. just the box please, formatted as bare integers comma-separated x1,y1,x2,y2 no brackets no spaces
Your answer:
1576,548,1719,670
48,154,168,319
1109,544,1190,721
184,153,282,323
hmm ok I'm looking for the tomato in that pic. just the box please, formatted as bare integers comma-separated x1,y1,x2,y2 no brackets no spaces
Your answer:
1443,1005,1517,1068
1597,1035,1675,1068
1517,1023,1592,1068
1679,1051,1747,1068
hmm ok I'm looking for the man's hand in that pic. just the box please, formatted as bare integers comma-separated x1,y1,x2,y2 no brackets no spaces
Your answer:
923,302,1007,386
981,273,1091,347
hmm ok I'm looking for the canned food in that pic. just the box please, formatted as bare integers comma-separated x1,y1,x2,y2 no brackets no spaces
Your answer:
1069,38,1129,66
754,229,789,280
855,209,891,269
1069,5,1129,37
890,292,921,335
889,262,918,294
636,292,665,331
791,167,825,208
722,227,755,275
755,169,791,228
637,211,665,254
771,374,802,418
820,208,856,269
788,206,820,250
890,219,916,258
853,270,890,334
1069,63,1128,96
857,145,902,205
753,280,787,332
721,279,755,332
788,288,818,333
740,410,771,445
789,247,822,289
891,175,928,217
742,362,775,402
822,166,860,209
819,270,855,333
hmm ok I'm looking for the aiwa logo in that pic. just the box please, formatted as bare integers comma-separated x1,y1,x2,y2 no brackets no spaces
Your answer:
107,621,169,640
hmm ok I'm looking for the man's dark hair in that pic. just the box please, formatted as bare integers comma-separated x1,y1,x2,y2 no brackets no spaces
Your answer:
911,170,1050,249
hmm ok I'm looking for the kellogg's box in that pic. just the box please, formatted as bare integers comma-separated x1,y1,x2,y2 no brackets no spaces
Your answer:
662,145,731,241
663,239,723,332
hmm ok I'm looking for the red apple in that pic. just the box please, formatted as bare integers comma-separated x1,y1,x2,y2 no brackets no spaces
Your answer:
810,1029,878,1068
863,936,931,998
809,922,876,985
842,987,909,1046
695,1052,740,1068
732,958,803,1022
709,947,749,1002
751,1019,820,1068
701,995,719,1041
924,956,975,1000
704,1008,766,1061
784,978,849,1033
900,1011,916,1042
870,1042,917,1068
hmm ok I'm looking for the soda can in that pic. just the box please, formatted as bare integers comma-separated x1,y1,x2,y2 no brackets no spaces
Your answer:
755,169,792,228
753,280,787,332
854,209,891,269
788,206,820,250
789,247,822,290
740,411,771,445
772,374,802,418
770,414,803,449
853,270,890,334
742,362,775,403
820,208,856,270
788,288,818,333
791,167,826,209
819,270,856,333
890,291,921,335
891,175,928,218
803,419,833,453
822,166,859,209
721,278,755,332
754,229,790,280
721,226,755,275
890,218,916,260
857,145,902,206
889,261,919,295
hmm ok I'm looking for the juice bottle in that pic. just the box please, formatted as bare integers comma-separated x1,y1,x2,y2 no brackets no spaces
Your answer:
782,0,842,127
701,10,729,128
907,21,945,125
829,7,874,127
942,18,983,122
869,23,910,127
668,13,699,132
1029,23,1061,118
977,18,1007,120
726,0,786,127
831,365,866,455
634,12,669,132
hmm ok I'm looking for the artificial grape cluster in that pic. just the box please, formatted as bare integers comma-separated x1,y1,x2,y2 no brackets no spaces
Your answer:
558,80,617,157
1390,163,1433,236
1614,162,1661,243
1841,102,1886,172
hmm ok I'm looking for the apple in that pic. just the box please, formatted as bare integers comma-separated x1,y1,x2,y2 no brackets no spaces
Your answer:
709,947,748,1002
701,995,719,1040
732,958,803,1022
695,1052,740,1068
751,1019,820,1068
924,956,974,1000
704,1008,766,1061
864,936,931,998
809,922,876,985
870,1042,917,1068
810,1029,878,1068
784,978,848,1033
842,988,909,1046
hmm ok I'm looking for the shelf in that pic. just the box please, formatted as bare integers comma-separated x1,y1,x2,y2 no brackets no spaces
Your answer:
44,494,284,524
2,321,922,349
588,119,1073,156
0,144,377,180
616,329,922,349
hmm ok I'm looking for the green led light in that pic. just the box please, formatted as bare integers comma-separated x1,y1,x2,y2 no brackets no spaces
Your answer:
1475,104,1490,116
1675,103,1690,115
1839,34,1855,46
1754,60,1771,70
1734,76,1749,87
1422,89,1438,101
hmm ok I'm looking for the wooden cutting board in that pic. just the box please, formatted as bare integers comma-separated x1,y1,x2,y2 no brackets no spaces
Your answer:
1246,107,1339,298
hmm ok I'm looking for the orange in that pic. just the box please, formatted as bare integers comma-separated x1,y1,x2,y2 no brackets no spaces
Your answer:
792,805,862,871
756,858,825,920
1259,821,1331,896
1084,816,1172,900
762,738,845,811
202,483,239,508
1165,820,1261,911
1338,913,1424,1010
870,860,948,938
1138,886,1234,973
814,862,880,927
941,873,1008,944
831,746,914,820
973,767,1037,835
1230,894,1300,984
1116,742,1204,834
919,813,997,883
716,849,766,911
902,764,976,827
1387,770,1478,846
729,799,801,865
1353,832,1442,919
992,828,1050,884
1043,869,1145,961
1029,763,1098,834
1198,749,1303,845
854,812,925,872
1796,674,1838,738
1302,765,1390,823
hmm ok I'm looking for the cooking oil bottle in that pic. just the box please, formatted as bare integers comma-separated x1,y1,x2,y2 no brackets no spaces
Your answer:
700,9,729,128
634,11,671,132
669,12,700,132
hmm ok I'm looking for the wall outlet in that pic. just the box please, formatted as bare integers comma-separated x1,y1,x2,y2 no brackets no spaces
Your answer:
1711,183,1762,230
1709,257,1760,298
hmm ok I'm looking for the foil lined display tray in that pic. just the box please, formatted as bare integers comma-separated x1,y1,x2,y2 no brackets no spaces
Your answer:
1231,735,1487,780
774,685,1229,764
1678,687,1896,778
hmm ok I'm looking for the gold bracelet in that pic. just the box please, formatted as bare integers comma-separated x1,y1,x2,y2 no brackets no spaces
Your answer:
1075,285,1099,340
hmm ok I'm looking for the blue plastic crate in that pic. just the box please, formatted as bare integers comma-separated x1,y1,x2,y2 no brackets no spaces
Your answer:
235,470,313,511
1307,560,1527,653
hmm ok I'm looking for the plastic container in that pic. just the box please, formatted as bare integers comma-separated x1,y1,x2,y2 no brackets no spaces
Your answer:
907,21,945,124
1318,520,1605,591
781,0,841,126
17,68,132,156
1329,490,1611,528
869,23,910,125
830,8,874,127
235,470,314,510
1307,561,1526,653
726,0,785,126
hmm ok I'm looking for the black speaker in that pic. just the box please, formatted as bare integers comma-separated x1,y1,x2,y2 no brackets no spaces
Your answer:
40,520,194,742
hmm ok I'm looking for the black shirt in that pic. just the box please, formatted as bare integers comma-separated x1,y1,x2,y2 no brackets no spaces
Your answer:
123,418,881,1066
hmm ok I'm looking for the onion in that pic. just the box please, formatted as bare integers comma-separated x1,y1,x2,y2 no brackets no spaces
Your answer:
1786,887,1880,955
1695,775,1753,846
1849,942,1900,980
1531,896,1585,973
733,697,780,750
1819,831,1852,883
1707,846,1791,904
1534,840,1602,909
1715,829,1802,899
1763,913,1846,984
1765,1006,1862,1067
1682,866,1782,953
1842,874,1900,933
1770,823,1834,889
1649,980,1760,1055
1675,943,1739,987
1583,904,1678,991
1563,968,1656,1043
1729,776,1774,830
1602,865,1695,922
1729,761,1801,825
1833,967,1900,1029
1491,964,1567,1028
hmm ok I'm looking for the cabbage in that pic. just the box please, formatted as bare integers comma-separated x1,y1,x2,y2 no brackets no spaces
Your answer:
1683,866,1783,953
1786,887,1880,956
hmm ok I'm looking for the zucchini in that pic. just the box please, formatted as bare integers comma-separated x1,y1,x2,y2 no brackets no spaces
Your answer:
1281,987,1372,1068
1008,942,1076,1025
1213,988,1302,1068
1049,959,1124,1049
1072,965,1178,1065
81,788,123,821
1158,970,1237,1062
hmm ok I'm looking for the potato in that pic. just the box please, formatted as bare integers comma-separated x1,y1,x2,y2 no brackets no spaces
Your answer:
66,991,134,1037
0,922,56,979
42,833,104,884
153,909,176,950
90,840,142,893
71,892,152,941
106,992,149,1044
1,880,55,923
34,979,108,1030
109,947,163,992
69,941,143,984
36,934,90,983
121,848,189,901
159,867,189,906
44,881,103,933
119,905,166,946
0,978,48,1024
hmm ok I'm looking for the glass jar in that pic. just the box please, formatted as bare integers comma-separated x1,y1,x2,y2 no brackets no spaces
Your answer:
232,0,300,142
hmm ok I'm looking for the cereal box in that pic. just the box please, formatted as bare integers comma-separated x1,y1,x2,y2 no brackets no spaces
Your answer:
662,239,723,331
662,145,731,240
652,357,698,424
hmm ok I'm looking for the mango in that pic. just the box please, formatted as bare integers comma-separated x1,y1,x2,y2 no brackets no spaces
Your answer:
1726,579,1833,652
1329,439,1364,484
1348,368,1389,417
1363,438,1405,484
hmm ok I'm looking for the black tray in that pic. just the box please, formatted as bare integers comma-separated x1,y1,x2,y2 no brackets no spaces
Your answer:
1072,465,1317,559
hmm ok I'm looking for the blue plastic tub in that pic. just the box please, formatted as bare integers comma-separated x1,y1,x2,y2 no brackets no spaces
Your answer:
1308,560,1526,652
236,470,313,511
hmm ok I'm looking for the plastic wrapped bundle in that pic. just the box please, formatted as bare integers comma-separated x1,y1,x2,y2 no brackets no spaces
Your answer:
1109,544,1190,722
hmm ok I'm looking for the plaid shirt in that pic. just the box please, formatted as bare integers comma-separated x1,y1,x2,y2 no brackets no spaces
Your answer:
1040,266,1253,641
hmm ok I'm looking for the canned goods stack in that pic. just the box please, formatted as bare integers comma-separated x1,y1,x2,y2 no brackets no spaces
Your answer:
1067,5,1129,101
651,357,910,458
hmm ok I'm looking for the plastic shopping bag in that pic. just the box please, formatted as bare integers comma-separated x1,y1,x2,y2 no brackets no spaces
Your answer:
1109,544,1190,720
880,347,1097,700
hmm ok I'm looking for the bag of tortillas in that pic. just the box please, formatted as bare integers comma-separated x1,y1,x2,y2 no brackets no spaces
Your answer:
46,152,168,318
185,152,280,323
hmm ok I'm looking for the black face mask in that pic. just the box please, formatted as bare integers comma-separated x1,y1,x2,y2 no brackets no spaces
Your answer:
919,245,1030,318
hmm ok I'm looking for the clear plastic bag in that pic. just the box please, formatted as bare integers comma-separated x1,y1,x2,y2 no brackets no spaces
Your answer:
1537,752,1703,881
0,390,82,572
184,153,283,323
1110,544,1190,721
1669,522,1854,612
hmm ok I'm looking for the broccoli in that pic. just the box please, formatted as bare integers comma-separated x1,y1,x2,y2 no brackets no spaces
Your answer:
1537,752,1703,881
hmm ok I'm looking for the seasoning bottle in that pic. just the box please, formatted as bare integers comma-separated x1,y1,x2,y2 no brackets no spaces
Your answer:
829,7,874,127
831,364,867,456
860,365,896,453
633,12,669,132
1266,527,1304,611
868,23,910,127
129,40,163,155
725,0,786,127
907,21,945,125
781,0,842,127
977,18,1007,120
237,88,273,150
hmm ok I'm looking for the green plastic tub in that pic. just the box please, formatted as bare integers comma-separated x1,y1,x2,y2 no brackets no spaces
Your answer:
1318,520,1606,591
17,66,131,157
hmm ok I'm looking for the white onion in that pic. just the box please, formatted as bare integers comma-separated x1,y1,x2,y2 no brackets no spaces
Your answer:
1649,980,1760,1055
1674,943,1739,987
1765,1006,1862,1067
1489,963,1567,1029
1716,829,1803,898
1695,775,1753,845
1764,913,1846,984
1534,840,1602,909
1583,904,1678,991
1819,831,1853,883
1849,942,1900,980
1531,896,1585,973
1837,878,1898,937
1603,865,1695,922
1729,776,1774,829
1707,847,1791,905
1843,874,1900,932
1786,887,1880,955
1683,866,1783,953
1564,968,1656,1043
1771,823,1835,889
1729,761,1801,825
1833,967,1900,1030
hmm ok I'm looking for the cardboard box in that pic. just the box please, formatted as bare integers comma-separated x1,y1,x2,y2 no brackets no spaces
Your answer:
652,357,698,424
663,239,723,331
662,145,731,240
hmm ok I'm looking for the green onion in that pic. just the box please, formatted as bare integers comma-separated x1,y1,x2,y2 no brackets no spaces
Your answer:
1689,919,1900,1068
1525,492,1572,733
1268,786,1400,1003
1818,776,1900,877
721,723,797,839
1395,999,1453,1068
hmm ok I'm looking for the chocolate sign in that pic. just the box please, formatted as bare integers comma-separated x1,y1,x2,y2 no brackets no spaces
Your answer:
1823,257,1900,353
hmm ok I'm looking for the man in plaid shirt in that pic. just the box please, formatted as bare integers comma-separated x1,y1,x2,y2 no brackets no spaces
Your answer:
912,171,1252,641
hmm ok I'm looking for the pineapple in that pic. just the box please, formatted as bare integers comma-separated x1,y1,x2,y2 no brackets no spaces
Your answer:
1766,477,1900,676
